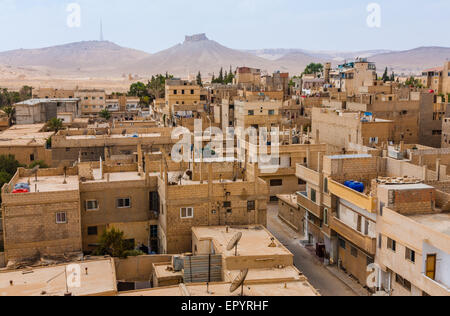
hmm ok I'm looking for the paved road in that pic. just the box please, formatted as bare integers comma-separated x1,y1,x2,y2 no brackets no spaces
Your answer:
266,204,357,296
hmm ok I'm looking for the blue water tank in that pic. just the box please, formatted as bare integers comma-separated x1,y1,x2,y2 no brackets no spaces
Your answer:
344,181,364,193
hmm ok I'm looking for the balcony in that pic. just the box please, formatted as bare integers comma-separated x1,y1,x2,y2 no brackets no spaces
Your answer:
296,164,320,186
297,191,323,219
330,216,376,255
328,180,376,213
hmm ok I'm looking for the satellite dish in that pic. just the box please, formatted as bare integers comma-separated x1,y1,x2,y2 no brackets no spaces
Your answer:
230,269,249,296
226,232,242,256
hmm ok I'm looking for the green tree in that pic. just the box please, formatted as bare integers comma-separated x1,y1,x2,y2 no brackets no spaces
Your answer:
382,67,389,82
46,118,63,132
218,67,224,83
196,71,203,87
28,160,49,169
99,109,111,120
0,155,23,193
303,63,324,76
93,228,140,258
2,106,15,125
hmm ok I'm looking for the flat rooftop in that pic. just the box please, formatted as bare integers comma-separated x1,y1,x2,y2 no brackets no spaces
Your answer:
84,169,145,183
119,280,319,296
153,263,183,281
192,226,291,258
378,183,433,191
0,258,117,296
327,154,372,160
225,266,304,283
16,175,79,193
65,133,161,140
408,213,450,237
15,98,80,106
277,194,298,207
0,124,53,147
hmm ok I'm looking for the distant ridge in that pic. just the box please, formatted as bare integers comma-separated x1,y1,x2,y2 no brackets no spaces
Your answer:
126,33,272,76
0,36,449,77
0,41,150,74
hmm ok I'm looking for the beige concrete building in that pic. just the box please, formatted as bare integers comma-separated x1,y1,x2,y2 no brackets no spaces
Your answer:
311,108,394,151
14,98,81,125
332,59,378,96
75,89,106,116
234,99,282,132
121,225,319,296
375,184,450,296
1,166,82,262
32,88,75,99
0,124,53,166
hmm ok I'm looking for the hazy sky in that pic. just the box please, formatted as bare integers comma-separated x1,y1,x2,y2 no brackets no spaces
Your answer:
0,0,449,53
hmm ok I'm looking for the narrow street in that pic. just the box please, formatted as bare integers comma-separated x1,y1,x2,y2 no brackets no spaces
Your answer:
266,204,358,296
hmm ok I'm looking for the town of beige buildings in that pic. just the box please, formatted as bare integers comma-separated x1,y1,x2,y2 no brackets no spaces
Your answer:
0,39,449,298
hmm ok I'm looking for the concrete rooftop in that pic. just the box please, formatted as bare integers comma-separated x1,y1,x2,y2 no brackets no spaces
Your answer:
0,258,117,296
192,226,291,258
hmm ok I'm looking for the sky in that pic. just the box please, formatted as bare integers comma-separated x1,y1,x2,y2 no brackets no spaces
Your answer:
0,0,449,53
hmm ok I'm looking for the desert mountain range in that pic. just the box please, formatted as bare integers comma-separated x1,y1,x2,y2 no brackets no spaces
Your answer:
0,33,448,78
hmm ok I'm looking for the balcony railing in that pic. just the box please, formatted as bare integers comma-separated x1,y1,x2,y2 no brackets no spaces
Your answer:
296,164,320,186
329,180,376,213
330,216,376,255
297,191,323,219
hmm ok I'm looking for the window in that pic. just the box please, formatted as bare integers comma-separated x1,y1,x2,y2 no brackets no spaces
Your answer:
339,238,346,249
182,90,185,95
247,200,256,211
173,90,177,95
378,234,382,249
191,90,194,95
270,196,279,202
88,226,98,236
405,248,416,263
395,274,412,292
270,179,283,187
357,215,362,232
364,220,369,236
324,177,329,193
86,200,99,211
268,110,275,115
223,201,231,208
310,189,317,203
351,246,358,258
56,212,67,224
30,154,35,162
181,207,194,219
117,198,131,208
150,225,158,238
248,110,254,116
323,208,329,226
387,238,396,252
298,179,306,185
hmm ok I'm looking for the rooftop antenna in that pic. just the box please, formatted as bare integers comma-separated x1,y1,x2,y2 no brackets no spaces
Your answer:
230,269,249,297
226,232,243,257
100,19,104,41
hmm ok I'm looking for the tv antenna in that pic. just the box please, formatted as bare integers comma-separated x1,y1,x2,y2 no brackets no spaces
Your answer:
226,232,242,256
230,269,249,297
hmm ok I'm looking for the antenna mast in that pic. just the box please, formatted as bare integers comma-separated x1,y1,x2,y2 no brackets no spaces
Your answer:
100,19,104,41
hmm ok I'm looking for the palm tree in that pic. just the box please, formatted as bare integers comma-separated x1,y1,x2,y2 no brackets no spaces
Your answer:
99,109,111,121
2,106,15,126
46,118,63,132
